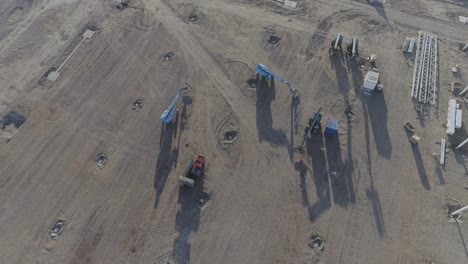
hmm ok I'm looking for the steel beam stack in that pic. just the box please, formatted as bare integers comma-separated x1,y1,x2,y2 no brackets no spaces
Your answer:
411,31,438,104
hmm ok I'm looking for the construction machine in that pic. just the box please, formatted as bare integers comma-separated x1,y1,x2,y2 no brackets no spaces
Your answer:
132,99,143,110
330,33,343,55
179,155,206,188
160,84,189,124
297,107,322,151
255,64,299,98
347,37,359,58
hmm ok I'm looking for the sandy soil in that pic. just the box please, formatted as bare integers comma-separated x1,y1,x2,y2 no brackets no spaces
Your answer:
0,0,467,263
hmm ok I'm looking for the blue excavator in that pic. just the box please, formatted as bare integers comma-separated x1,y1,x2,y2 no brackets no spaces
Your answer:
256,64,299,98
160,84,189,124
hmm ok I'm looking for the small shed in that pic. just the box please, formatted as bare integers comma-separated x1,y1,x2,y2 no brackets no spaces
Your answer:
325,119,339,135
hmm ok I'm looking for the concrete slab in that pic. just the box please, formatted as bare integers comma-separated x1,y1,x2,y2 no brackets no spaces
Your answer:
459,16,468,24
284,0,297,8
82,29,95,39
47,71,61,82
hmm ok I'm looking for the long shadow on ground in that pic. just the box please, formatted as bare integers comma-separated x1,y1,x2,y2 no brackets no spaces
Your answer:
328,48,357,208
411,143,430,190
364,92,392,160
303,129,332,221
154,119,177,209
325,134,356,208
172,171,205,264
154,95,192,209
367,0,389,24
366,187,386,237
255,76,288,145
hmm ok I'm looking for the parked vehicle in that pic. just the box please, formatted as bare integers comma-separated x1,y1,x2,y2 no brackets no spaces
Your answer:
179,155,205,188
404,121,416,132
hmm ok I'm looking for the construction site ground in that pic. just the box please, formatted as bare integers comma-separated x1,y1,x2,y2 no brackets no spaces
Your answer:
0,0,467,263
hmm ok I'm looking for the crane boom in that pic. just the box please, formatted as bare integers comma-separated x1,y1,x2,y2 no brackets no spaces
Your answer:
255,64,298,98
160,85,188,123
167,92,180,111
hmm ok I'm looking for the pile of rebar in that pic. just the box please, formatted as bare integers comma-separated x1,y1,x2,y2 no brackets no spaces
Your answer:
411,31,438,104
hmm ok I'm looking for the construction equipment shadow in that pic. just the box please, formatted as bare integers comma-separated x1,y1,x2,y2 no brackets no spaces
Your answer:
154,114,180,209
175,95,193,165
367,0,389,24
450,125,468,176
289,96,301,163
172,166,206,264
434,155,446,185
303,129,332,221
325,134,356,208
366,186,386,238
255,75,288,146
410,143,430,190
331,50,358,202
363,90,392,160
455,219,468,258
331,50,352,113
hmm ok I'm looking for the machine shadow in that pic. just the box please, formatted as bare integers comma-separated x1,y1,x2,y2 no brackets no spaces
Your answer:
174,96,193,166
289,96,301,163
455,219,468,258
411,143,431,190
305,129,331,221
364,92,392,160
154,120,177,209
366,187,386,238
256,76,288,145
435,161,446,185
367,1,389,24
154,120,176,208
331,50,351,105
172,166,205,264
154,95,192,209
325,134,356,207
330,49,357,207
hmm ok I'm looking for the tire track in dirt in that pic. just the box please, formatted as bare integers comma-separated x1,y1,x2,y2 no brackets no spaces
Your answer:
315,0,467,41
141,0,258,139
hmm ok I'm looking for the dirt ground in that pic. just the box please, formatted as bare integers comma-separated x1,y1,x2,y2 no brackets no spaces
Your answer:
0,0,467,263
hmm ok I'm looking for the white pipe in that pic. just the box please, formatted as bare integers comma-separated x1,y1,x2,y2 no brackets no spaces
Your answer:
463,43,468,51
352,37,357,56
456,138,468,149
440,138,445,165
447,99,457,135
57,37,86,72
334,33,341,50
451,205,468,216
461,86,468,96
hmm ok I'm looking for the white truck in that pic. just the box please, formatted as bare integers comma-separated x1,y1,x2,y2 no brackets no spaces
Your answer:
362,70,383,95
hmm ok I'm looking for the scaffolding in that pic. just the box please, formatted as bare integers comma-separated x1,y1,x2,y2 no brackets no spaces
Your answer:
411,31,438,104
